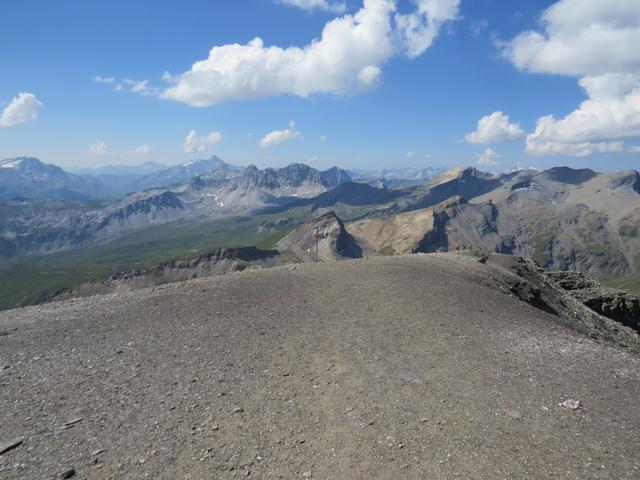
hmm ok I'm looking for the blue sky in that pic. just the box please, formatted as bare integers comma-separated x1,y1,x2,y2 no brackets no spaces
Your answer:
1,0,639,172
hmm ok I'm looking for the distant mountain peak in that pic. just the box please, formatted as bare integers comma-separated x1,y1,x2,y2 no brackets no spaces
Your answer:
231,163,350,191
0,156,67,177
0,158,23,169
180,154,224,168
0,156,109,201
1,156,49,169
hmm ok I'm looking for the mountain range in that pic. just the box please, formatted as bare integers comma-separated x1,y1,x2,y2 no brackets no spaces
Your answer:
0,156,450,202
0,155,245,200
0,160,353,259
2,155,640,309
292,166,640,278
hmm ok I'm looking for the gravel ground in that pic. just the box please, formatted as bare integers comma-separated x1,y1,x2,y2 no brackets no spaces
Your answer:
0,253,639,479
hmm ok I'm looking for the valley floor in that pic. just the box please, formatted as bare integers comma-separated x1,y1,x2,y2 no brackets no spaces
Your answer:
0,254,639,479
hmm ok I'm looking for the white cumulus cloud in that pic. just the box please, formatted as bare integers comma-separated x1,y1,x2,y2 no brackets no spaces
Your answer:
502,0,640,77
88,141,109,157
134,144,151,156
0,92,43,127
260,121,304,148
502,0,640,156
277,0,346,13
465,111,524,144
476,147,501,166
405,150,415,159
183,130,223,153
525,74,640,156
395,0,460,59
160,0,459,107
628,145,640,153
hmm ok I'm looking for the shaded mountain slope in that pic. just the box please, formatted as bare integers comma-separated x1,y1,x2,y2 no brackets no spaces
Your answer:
310,182,404,211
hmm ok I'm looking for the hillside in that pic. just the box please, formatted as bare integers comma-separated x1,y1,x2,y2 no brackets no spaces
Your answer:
347,197,462,255
1,254,639,479
4,163,640,311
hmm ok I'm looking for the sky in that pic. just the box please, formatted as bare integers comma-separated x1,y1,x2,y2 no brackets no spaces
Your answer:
1,0,639,172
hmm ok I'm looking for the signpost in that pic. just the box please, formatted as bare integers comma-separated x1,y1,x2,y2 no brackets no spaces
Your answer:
314,228,321,262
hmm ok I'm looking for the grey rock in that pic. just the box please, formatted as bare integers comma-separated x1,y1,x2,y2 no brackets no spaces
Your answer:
505,409,523,419
0,438,22,455
59,467,75,478
559,399,581,410
63,418,83,427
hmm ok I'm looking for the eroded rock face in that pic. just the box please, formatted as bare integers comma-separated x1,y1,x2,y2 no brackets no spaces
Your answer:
546,271,640,333
276,211,363,262
509,280,557,316
461,252,639,349
233,163,351,191
583,295,640,332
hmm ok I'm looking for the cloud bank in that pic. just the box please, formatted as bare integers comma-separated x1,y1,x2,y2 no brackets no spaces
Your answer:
502,0,640,156
160,0,460,107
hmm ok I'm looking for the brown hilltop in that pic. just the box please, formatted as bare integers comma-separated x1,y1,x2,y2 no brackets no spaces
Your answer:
1,253,639,478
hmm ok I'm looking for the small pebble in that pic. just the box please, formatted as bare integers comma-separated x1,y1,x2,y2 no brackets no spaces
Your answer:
559,399,581,410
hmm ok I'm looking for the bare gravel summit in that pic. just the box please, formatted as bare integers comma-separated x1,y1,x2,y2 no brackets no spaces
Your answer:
1,253,639,479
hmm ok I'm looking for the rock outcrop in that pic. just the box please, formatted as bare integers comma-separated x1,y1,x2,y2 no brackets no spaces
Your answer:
464,253,640,348
546,271,640,333
276,211,363,262
60,247,284,299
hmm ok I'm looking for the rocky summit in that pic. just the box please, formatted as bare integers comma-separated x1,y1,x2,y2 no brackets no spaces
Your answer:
1,253,639,479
